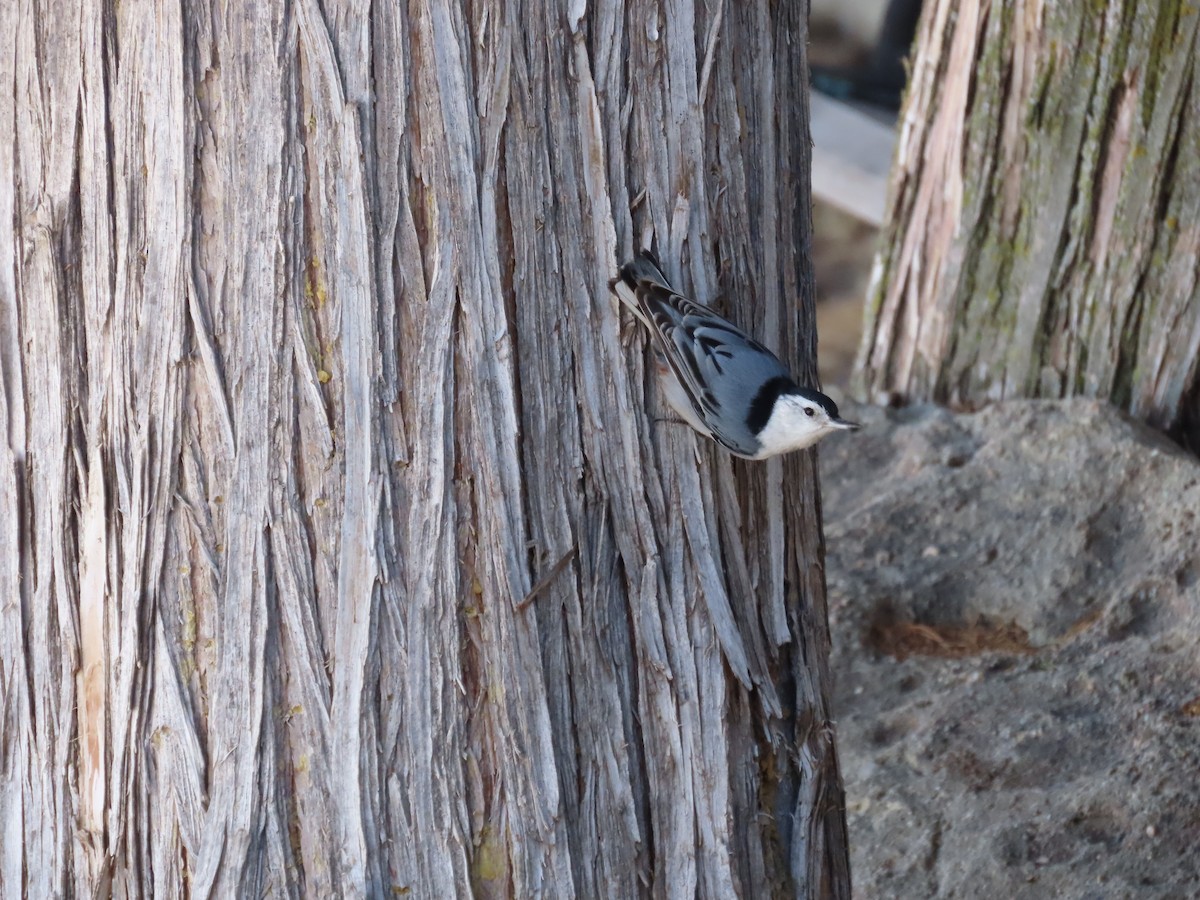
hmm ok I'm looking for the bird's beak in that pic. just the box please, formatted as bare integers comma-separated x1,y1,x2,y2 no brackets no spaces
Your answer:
831,417,861,431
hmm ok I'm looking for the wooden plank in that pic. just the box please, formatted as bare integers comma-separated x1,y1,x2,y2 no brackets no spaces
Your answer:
810,92,897,226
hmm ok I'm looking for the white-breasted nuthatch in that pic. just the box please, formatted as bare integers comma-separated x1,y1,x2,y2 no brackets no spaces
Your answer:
609,250,860,460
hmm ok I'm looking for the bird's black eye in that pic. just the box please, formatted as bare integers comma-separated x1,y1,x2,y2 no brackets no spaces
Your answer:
804,407,815,417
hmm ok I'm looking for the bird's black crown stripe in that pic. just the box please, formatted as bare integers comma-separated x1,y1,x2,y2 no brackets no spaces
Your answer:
792,386,840,419
746,376,798,434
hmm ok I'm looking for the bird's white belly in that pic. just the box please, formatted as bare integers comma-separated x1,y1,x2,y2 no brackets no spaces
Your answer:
657,365,712,437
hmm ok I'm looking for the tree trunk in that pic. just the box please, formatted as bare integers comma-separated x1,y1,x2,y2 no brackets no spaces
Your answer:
1,1,849,896
857,0,1200,444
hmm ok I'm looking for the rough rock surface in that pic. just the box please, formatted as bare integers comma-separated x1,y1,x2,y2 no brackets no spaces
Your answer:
819,398,1200,899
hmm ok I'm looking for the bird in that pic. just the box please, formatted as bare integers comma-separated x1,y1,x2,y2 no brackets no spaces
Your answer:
609,250,860,460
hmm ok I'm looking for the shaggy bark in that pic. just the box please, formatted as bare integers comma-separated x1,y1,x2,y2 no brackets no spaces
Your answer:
857,0,1200,444
1,0,849,896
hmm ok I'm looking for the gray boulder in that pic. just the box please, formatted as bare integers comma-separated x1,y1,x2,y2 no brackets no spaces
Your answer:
819,399,1200,898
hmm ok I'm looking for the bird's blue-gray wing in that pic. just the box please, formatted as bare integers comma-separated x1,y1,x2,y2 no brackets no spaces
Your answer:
636,286,791,456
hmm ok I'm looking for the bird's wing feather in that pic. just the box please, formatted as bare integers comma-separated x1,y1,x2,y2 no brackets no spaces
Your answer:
634,282,787,456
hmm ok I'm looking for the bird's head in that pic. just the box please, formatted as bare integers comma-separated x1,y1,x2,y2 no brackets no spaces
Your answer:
753,387,860,458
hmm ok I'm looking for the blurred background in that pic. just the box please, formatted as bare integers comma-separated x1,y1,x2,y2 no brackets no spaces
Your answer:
808,0,920,387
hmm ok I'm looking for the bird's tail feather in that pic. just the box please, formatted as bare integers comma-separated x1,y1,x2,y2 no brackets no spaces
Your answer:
608,250,671,327
618,250,670,290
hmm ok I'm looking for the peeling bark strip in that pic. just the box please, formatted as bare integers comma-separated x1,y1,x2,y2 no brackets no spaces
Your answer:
858,0,1200,442
1,1,849,897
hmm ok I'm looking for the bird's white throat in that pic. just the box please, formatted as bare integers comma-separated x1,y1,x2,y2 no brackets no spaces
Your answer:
752,395,832,459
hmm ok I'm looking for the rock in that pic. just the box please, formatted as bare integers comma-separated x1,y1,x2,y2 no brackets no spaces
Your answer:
819,398,1200,898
